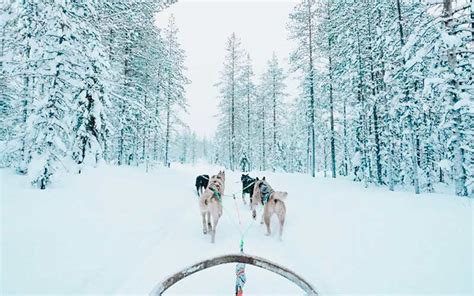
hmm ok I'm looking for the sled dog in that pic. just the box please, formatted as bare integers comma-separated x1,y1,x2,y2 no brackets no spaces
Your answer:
195,174,209,196
199,171,225,243
241,173,256,206
251,177,287,240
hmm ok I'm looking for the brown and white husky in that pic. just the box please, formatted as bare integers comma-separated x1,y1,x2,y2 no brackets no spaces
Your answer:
251,177,287,240
199,171,225,243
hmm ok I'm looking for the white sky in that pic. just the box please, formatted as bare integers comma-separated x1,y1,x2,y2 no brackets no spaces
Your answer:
155,0,298,139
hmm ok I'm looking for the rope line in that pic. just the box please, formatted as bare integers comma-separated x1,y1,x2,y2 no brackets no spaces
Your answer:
199,181,264,296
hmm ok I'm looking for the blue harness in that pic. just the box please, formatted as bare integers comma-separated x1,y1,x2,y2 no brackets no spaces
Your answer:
260,184,273,205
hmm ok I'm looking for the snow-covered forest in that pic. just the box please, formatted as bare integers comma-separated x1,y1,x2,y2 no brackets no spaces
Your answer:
1,0,189,187
1,1,473,294
1,0,472,196
212,0,473,197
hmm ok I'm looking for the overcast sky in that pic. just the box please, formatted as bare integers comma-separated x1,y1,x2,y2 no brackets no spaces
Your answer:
155,0,298,139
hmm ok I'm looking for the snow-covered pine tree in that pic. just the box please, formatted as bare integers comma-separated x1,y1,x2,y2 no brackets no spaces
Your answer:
0,0,185,188
96,1,177,168
2,0,45,174
402,0,473,196
241,52,256,170
283,0,471,196
70,1,109,173
260,53,287,171
288,0,318,177
28,0,86,189
216,33,245,170
162,14,189,167
312,0,339,178
0,1,20,167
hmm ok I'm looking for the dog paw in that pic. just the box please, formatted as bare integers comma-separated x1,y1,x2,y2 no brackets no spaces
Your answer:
265,232,271,236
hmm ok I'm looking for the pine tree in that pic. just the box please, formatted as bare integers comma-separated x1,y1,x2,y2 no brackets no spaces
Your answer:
288,0,318,177
162,15,189,167
216,33,245,170
70,1,110,173
241,52,256,169
29,0,85,189
260,53,287,171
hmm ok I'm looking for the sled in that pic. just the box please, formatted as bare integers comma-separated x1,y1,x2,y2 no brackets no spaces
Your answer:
150,253,318,295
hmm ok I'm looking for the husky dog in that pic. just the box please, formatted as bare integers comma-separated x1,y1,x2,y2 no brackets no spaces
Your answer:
214,170,225,194
195,174,209,196
251,177,287,240
199,171,225,243
241,173,256,205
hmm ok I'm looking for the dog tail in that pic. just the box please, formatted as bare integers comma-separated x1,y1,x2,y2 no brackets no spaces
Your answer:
273,191,288,202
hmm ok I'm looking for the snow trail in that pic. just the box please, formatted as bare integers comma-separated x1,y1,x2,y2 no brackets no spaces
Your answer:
2,164,472,294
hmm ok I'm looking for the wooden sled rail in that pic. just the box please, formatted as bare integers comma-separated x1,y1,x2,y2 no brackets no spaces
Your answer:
150,253,318,295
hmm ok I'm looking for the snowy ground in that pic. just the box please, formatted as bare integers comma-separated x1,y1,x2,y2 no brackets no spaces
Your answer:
1,163,472,295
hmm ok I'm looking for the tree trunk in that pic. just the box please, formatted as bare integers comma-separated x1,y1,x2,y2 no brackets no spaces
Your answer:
342,95,349,176
142,95,147,162
230,40,236,171
118,40,130,166
272,73,277,171
397,0,420,194
164,94,171,167
327,21,336,178
262,97,266,171
307,0,316,178
443,0,468,196
247,60,251,169
355,26,368,188
19,12,33,174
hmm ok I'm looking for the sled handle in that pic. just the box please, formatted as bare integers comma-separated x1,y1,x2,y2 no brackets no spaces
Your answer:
150,253,318,295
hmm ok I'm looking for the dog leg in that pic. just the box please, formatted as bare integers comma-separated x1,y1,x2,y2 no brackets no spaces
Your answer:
206,212,211,234
264,213,271,236
260,206,271,224
201,213,207,234
211,211,219,244
279,216,285,240
242,192,246,205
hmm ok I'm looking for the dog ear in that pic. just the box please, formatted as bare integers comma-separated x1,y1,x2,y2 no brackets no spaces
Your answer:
263,176,266,180
255,177,259,181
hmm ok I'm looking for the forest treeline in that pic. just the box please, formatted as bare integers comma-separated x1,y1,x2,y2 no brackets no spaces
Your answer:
212,0,473,196
1,0,190,188
1,0,472,196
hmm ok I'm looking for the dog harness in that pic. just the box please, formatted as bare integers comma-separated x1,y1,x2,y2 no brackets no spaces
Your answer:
210,187,222,202
241,180,255,192
260,184,273,205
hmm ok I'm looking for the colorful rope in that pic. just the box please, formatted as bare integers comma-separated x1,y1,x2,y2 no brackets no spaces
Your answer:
235,239,246,296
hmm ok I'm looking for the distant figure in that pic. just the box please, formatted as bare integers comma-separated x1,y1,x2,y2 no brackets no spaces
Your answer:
240,154,250,172
352,149,362,181
195,174,209,196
